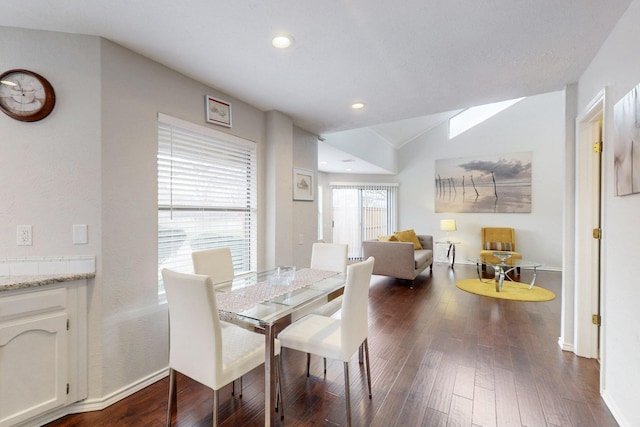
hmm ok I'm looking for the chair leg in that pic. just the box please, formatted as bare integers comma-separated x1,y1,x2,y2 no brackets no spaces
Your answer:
231,376,244,397
213,389,219,426
344,361,351,427
364,339,372,399
275,355,284,419
306,353,311,377
166,368,176,427
324,357,327,374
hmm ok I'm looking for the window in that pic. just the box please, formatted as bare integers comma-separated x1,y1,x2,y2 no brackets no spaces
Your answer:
448,97,524,139
157,114,257,295
330,183,398,259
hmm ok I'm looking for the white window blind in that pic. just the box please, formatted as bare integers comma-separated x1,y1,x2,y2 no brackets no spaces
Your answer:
330,183,398,259
158,114,257,294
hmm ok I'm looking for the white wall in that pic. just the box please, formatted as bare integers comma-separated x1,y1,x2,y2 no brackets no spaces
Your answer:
292,126,320,268
576,0,640,424
99,38,274,399
326,91,565,269
1,26,315,411
0,27,101,259
323,127,397,173
397,91,565,269
0,26,106,397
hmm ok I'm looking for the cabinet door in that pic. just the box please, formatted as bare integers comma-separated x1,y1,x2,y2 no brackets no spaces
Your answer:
0,312,67,427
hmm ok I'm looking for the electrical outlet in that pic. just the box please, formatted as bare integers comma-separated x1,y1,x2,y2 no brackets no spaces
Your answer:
73,224,88,244
17,225,33,246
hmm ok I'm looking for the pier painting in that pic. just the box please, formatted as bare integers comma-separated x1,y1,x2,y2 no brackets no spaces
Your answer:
435,152,532,213
613,83,640,196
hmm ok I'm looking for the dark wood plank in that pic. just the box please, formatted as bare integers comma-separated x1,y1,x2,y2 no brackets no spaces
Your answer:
44,265,619,427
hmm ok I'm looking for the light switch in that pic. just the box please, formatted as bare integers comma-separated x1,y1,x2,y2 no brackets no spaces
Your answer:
73,224,88,245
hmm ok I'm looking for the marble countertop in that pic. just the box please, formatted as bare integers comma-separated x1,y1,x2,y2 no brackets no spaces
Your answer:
0,273,95,292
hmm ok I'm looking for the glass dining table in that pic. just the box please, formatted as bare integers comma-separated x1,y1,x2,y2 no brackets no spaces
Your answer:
214,267,346,426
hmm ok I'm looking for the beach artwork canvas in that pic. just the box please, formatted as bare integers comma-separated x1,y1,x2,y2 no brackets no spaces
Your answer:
435,152,532,213
613,83,640,196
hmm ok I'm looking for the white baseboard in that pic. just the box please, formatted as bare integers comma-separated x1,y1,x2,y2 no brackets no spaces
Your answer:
601,389,631,427
557,337,575,352
23,368,169,426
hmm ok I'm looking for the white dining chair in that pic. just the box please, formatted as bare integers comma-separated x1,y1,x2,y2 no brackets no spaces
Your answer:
162,268,282,426
277,256,375,426
192,246,247,395
296,242,349,373
306,242,348,315
192,247,235,286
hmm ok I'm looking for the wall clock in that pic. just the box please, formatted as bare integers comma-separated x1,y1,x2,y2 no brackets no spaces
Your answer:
0,69,56,122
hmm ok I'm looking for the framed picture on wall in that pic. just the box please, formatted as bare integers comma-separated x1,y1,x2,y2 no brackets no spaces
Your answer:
613,83,640,196
435,151,532,213
205,95,232,127
293,167,314,201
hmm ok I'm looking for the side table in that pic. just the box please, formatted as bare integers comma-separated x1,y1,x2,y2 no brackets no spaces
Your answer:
435,241,461,267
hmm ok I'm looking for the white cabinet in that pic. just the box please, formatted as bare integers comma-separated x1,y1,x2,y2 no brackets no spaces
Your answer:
0,281,87,427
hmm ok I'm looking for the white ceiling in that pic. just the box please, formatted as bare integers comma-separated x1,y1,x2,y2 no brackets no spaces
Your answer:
1,0,632,172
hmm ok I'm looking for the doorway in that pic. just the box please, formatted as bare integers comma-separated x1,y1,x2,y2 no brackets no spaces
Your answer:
575,90,604,362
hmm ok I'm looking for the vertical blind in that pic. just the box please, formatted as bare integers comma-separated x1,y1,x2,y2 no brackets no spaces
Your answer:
157,114,257,293
330,183,398,259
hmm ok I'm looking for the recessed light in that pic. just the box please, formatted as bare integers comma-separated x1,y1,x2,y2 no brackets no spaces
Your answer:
272,34,294,49
346,168,353,172
351,102,365,110
320,161,327,165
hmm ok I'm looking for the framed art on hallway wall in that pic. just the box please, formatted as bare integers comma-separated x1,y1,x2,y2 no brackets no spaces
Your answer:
293,167,314,201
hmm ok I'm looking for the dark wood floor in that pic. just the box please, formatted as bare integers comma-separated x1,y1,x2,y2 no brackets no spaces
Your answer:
46,263,618,427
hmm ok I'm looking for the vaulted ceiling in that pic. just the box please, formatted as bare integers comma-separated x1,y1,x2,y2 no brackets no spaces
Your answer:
1,0,632,172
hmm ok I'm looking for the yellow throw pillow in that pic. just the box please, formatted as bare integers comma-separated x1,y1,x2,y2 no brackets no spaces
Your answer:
378,235,397,242
393,229,422,250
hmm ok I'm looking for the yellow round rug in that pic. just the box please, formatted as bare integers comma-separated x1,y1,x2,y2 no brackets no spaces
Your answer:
456,278,555,302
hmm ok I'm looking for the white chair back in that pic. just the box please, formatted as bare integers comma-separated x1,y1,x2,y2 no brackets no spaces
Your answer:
310,242,348,274
192,247,234,285
340,256,374,357
162,269,222,389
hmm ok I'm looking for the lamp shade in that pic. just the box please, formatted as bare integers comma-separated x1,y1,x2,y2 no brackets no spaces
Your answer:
440,219,457,232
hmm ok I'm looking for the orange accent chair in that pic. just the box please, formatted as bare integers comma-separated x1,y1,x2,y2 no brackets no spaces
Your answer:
480,227,522,272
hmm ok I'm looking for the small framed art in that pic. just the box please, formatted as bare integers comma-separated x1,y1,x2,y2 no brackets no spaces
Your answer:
205,95,232,127
293,167,314,201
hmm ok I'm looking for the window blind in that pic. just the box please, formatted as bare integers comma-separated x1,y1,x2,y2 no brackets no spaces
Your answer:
330,183,398,259
158,114,257,294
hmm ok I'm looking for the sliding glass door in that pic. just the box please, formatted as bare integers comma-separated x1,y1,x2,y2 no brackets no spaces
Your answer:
331,184,397,259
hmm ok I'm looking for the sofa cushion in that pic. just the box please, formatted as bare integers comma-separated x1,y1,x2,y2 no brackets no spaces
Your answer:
414,249,432,268
483,241,513,251
377,235,397,242
394,229,422,250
